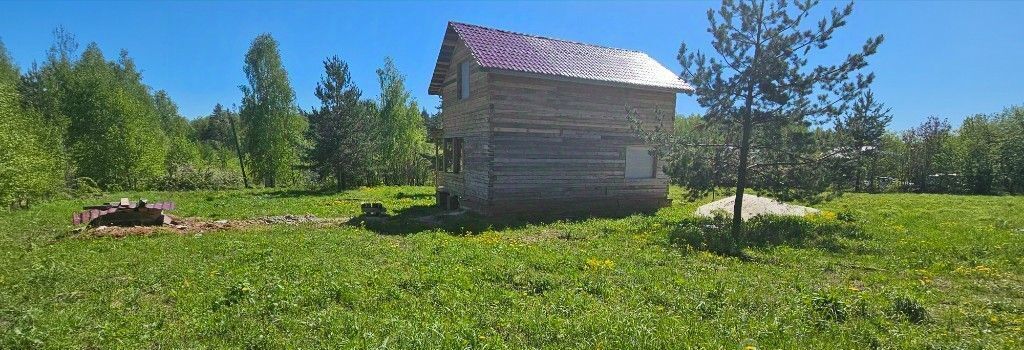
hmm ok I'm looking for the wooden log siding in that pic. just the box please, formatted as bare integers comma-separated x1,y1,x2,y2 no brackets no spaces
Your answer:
485,72,674,214
427,22,689,216
437,41,492,213
435,44,676,216
436,67,675,214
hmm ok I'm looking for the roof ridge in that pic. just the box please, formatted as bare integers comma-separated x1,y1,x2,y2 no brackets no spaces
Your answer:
448,21,647,55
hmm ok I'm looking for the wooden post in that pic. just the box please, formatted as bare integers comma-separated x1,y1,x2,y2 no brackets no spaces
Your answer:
227,113,250,188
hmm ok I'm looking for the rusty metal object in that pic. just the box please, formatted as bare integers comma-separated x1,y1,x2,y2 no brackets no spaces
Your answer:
72,198,175,226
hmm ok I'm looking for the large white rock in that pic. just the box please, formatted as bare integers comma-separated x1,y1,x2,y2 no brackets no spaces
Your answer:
695,194,819,220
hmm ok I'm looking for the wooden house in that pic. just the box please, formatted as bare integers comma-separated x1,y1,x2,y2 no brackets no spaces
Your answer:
428,22,692,216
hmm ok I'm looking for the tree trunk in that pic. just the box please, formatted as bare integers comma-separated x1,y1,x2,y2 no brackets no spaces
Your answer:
868,153,878,192
732,115,753,237
854,158,863,192
733,4,763,239
732,89,756,238
335,165,344,192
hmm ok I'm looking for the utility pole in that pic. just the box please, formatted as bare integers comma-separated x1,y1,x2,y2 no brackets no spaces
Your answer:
227,107,250,188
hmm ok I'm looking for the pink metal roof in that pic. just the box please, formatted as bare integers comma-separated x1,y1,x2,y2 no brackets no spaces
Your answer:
428,22,692,95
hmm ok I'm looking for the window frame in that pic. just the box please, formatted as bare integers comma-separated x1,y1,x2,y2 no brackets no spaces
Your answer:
443,137,464,174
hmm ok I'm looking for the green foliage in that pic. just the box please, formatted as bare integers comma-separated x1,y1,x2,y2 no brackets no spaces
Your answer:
157,165,243,191
810,293,849,323
867,107,1024,195
192,104,247,186
63,44,168,190
370,57,431,185
651,114,735,201
193,103,238,152
641,0,882,234
668,212,864,256
153,90,201,173
303,56,371,190
889,295,928,324
19,26,77,143
993,106,1024,193
835,91,893,191
239,34,306,187
0,44,62,207
954,115,997,194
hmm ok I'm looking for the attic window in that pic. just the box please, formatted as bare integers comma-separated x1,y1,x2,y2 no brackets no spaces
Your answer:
458,60,470,100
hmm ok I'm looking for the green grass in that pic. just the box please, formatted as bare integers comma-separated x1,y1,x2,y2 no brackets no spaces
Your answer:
1,187,1022,348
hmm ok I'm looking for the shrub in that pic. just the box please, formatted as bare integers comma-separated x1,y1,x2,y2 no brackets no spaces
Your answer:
668,212,864,256
668,215,741,256
889,295,928,324
157,165,243,191
67,177,103,198
810,293,848,323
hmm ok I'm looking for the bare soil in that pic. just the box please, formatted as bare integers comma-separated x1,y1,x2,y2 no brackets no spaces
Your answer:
81,214,351,238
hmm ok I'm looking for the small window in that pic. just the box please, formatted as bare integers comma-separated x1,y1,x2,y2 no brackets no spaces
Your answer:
458,60,470,100
625,146,655,179
444,137,463,173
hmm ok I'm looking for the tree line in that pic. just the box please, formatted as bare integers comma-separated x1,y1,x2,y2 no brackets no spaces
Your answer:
0,28,433,208
672,104,1024,198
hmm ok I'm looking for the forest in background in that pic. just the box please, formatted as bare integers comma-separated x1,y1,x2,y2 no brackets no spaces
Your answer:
671,105,1024,197
2,24,1023,210
0,28,434,208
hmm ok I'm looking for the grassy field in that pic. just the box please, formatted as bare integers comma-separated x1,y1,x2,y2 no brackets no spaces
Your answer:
1,187,1022,348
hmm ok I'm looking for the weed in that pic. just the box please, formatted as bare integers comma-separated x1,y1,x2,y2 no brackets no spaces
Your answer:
889,295,928,324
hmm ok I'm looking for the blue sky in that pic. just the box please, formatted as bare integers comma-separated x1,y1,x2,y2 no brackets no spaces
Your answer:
2,1,1022,130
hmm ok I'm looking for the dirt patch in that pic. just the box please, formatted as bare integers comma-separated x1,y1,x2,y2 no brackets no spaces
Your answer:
81,214,351,238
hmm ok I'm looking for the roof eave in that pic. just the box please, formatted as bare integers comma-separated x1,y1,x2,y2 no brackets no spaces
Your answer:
485,68,694,93
427,23,461,96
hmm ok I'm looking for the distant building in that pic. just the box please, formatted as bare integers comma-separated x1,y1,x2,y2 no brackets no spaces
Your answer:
428,22,692,216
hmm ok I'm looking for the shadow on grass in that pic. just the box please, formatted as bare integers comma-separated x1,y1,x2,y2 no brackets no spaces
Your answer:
394,192,433,200
669,214,869,259
348,204,657,236
257,188,342,199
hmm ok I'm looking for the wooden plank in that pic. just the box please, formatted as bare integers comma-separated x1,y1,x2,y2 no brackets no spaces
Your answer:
434,36,677,216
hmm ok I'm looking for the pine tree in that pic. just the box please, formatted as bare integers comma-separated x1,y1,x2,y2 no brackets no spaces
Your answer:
304,56,370,190
645,0,883,236
239,34,305,187
836,91,892,191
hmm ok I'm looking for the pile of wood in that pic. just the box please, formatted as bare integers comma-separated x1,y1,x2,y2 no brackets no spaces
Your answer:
72,198,175,227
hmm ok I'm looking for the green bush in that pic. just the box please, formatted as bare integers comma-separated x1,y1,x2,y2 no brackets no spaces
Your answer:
810,293,849,323
668,212,864,256
157,165,243,191
669,215,741,255
66,177,102,198
889,295,928,324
